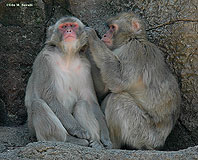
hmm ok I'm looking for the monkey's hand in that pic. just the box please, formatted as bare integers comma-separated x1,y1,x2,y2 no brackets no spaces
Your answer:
79,31,88,47
76,31,88,53
85,27,99,41
68,126,91,140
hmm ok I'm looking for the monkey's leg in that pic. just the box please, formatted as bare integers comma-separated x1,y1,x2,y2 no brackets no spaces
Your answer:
27,106,36,140
91,101,112,149
73,100,104,149
103,92,162,149
31,99,67,141
31,99,88,146
48,99,91,140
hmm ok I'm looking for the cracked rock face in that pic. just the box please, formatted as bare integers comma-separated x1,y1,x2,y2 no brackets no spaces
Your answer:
0,0,197,154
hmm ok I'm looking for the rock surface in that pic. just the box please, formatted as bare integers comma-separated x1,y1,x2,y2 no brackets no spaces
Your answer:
0,125,30,153
0,126,197,159
0,0,198,158
0,141,198,160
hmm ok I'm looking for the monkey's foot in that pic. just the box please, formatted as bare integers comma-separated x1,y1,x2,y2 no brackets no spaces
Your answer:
66,135,89,146
102,139,112,149
100,134,113,149
89,140,104,149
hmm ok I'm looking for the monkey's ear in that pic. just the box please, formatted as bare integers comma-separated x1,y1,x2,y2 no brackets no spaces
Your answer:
46,25,60,45
46,25,55,39
131,18,141,33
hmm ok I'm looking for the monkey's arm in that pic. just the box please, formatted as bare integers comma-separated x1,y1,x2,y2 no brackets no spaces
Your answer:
86,50,109,100
86,28,127,92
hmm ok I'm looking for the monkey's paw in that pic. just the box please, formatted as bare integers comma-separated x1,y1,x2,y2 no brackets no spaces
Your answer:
101,136,113,149
89,140,104,149
85,27,98,40
69,128,91,140
79,31,88,47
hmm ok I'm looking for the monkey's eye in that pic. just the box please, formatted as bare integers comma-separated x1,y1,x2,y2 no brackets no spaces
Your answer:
111,25,115,29
61,25,67,29
70,24,76,27
109,24,118,32
110,25,116,31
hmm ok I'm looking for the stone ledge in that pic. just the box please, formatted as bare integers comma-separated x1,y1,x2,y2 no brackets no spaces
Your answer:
0,141,197,160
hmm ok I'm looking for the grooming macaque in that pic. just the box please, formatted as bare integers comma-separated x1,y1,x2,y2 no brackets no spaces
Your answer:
86,12,181,150
25,17,112,149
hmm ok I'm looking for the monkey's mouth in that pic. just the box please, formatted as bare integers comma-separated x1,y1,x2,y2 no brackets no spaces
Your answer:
64,35,76,42
102,40,112,46
101,37,112,46
65,35,75,38
64,35,76,38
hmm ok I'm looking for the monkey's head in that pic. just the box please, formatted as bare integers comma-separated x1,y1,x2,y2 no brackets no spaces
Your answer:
102,12,146,50
46,17,87,52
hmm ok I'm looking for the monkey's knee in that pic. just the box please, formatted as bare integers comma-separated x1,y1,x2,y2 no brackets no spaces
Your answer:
103,92,147,149
73,100,90,118
105,94,166,149
31,99,67,142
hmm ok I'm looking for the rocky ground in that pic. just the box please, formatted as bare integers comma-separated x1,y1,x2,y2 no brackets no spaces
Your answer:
0,126,197,160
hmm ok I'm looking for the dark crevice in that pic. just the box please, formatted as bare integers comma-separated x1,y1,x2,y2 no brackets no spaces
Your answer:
65,8,76,17
41,0,56,45
178,119,190,133
147,19,198,31
178,119,197,144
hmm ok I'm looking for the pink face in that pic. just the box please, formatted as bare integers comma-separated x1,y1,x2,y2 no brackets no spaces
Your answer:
101,24,118,47
58,22,79,42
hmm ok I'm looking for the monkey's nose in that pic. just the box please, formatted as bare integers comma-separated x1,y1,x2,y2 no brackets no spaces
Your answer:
66,29,72,32
103,34,107,37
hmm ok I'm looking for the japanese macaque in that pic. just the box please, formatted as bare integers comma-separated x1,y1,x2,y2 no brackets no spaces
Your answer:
86,12,181,150
25,17,112,149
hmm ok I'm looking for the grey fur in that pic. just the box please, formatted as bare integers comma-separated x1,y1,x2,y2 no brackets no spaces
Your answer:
86,50,109,102
86,12,181,150
25,17,112,149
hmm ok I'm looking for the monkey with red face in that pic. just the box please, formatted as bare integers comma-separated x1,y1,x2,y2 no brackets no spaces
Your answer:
86,12,181,150
25,17,112,149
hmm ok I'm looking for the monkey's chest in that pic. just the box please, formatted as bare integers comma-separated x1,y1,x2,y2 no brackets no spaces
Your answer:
53,59,90,109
